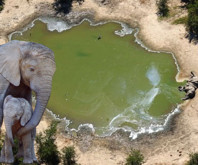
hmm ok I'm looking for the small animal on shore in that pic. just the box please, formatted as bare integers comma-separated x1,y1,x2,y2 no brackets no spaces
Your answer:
178,83,196,100
178,71,198,100
0,95,37,164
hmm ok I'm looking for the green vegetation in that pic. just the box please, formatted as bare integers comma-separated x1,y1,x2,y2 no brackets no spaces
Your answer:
157,0,169,17
53,0,84,14
181,0,195,4
0,133,4,151
125,149,144,165
187,1,198,39
36,120,61,165
62,146,77,165
179,0,198,41
0,0,4,12
173,16,188,24
0,121,79,165
186,153,198,165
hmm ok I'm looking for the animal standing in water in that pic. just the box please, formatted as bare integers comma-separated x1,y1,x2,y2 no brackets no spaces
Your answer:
98,35,102,40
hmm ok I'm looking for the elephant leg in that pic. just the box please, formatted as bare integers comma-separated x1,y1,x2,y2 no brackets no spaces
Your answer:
178,86,184,92
31,128,37,162
4,135,14,163
22,133,33,164
16,140,23,158
182,96,190,100
0,74,9,127
182,93,195,100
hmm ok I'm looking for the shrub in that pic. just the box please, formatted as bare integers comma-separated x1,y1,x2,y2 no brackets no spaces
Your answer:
0,0,4,12
62,146,77,165
125,149,144,165
53,0,73,14
173,16,188,24
36,120,60,165
53,0,84,14
186,153,198,165
181,0,195,5
0,133,4,151
157,0,169,17
187,1,198,38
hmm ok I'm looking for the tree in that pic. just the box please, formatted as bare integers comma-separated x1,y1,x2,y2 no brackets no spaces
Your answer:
36,120,60,165
53,0,84,14
125,149,144,165
157,0,169,17
0,0,4,12
186,1,198,40
186,153,198,165
181,0,195,5
62,146,77,165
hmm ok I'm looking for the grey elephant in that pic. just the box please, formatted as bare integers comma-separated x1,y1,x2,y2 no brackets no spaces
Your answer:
0,40,56,137
178,72,198,100
0,95,36,164
178,82,196,100
189,71,198,88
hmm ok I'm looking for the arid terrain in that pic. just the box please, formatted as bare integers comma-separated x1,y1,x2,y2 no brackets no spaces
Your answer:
1,0,198,164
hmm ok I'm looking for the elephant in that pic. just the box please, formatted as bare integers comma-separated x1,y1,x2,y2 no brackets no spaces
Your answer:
0,40,56,137
0,95,36,164
189,71,198,88
178,83,196,100
178,72,198,100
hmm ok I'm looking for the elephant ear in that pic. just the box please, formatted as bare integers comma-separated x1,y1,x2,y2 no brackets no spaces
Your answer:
3,95,13,109
0,41,21,86
19,98,32,126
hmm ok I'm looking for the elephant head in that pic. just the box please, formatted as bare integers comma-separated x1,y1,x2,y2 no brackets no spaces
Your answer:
3,95,32,146
0,40,56,136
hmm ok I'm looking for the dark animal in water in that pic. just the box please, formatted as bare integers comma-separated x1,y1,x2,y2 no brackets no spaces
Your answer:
98,36,102,40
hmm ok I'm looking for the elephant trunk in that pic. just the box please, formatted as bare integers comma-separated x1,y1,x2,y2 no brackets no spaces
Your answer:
4,119,14,147
18,77,52,136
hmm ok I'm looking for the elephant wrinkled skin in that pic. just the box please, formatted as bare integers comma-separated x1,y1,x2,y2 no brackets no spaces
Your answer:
0,95,36,164
0,40,56,136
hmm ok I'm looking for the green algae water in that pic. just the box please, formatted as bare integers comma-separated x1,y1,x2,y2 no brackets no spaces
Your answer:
11,18,183,137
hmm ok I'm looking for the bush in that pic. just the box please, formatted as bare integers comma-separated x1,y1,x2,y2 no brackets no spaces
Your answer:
36,120,61,165
0,0,4,12
173,16,188,24
187,1,198,38
181,0,195,5
53,0,84,14
157,0,169,17
125,149,144,165
53,0,73,14
186,153,198,165
0,133,4,151
62,146,77,165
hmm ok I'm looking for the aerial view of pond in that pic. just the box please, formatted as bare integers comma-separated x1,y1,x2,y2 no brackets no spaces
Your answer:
11,18,183,137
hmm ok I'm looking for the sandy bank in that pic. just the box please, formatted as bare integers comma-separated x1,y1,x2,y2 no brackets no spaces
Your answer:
1,0,198,164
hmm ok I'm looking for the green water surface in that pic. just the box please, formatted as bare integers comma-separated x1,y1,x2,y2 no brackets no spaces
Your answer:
12,19,183,135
